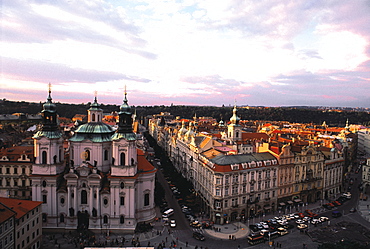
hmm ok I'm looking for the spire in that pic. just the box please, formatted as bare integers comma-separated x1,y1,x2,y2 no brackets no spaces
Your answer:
229,103,240,125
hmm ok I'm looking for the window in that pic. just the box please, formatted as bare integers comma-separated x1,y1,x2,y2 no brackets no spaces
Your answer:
42,180,47,187
215,201,221,208
103,198,108,205
144,193,150,206
232,186,238,195
42,151,47,164
215,188,221,196
120,196,125,206
60,197,65,204
42,214,47,222
120,216,124,224
42,195,47,203
225,187,229,196
104,150,109,161
81,190,87,204
14,168,18,174
6,168,10,174
14,180,18,186
85,150,90,161
216,178,221,185
22,180,25,187
232,174,238,183
232,198,237,207
224,200,228,208
120,182,124,189
103,215,108,224
225,175,229,184
120,152,125,166
22,168,26,174
60,214,65,223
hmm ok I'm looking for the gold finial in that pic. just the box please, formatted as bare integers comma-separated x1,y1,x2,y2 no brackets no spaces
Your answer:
48,83,51,93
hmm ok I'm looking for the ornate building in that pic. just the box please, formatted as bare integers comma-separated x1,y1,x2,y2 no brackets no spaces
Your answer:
30,89,156,232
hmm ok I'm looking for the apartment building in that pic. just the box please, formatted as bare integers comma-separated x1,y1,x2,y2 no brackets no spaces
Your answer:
0,202,16,249
0,197,43,249
0,146,33,199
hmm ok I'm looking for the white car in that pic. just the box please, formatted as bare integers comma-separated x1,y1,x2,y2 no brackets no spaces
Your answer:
170,219,176,228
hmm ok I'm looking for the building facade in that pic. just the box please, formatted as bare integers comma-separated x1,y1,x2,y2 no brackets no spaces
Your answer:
0,146,33,199
30,89,156,233
0,197,43,249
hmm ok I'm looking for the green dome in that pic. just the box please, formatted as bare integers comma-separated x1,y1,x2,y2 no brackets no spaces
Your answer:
69,122,115,142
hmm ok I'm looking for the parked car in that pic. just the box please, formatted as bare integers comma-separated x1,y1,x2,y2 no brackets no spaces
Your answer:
193,232,205,241
332,210,342,218
349,208,356,213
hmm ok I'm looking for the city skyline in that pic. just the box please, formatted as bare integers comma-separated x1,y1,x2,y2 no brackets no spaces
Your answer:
1,0,370,107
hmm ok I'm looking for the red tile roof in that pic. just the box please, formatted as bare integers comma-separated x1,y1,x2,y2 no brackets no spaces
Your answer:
0,202,16,223
0,197,42,220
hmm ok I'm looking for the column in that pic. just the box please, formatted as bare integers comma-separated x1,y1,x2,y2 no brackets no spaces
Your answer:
74,187,77,213
90,186,94,213
67,186,71,210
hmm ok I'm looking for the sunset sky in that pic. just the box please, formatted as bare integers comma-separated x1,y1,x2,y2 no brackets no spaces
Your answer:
1,0,370,107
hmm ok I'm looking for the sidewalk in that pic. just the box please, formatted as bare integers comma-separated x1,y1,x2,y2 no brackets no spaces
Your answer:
358,199,370,222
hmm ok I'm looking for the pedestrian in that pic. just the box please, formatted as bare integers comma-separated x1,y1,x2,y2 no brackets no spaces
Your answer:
186,241,188,247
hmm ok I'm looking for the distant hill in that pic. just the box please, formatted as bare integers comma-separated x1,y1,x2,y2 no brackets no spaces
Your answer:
1,99,370,126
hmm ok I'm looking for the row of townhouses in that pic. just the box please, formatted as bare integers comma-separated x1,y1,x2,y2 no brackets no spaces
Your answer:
148,107,355,224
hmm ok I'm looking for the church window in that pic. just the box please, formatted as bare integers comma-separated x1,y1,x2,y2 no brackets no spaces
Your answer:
103,198,108,205
85,150,90,161
120,196,125,206
81,190,87,204
120,216,124,224
82,183,86,188
60,214,65,223
92,113,95,122
103,215,108,224
60,197,65,204
42,151,47,164
144,193,150,206
41,214,47,222
120,153,125,166
42,195,47,203
120,182,124,189
42,180,47,188
104,150,109,161
236,131,239,138
14,167,18,174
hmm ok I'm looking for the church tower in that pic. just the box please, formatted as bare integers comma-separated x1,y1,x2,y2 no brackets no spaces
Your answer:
32,84,64,172
111,89,137,177
227,104,242,141
31,84,64,227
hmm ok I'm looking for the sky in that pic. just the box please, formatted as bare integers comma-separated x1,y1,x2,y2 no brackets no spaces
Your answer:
1,0,370,108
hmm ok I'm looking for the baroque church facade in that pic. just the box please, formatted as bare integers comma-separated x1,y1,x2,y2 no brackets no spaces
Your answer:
30,89,156,232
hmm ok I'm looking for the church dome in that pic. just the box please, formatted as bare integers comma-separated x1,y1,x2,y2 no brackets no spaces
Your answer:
119,92,131,114
69,122,114,142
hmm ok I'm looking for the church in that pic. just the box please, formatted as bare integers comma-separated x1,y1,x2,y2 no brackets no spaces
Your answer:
30,88,157,233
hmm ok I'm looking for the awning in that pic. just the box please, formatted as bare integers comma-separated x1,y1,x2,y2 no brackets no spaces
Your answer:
294,199,302,203
287,201,293,204
279,202,286,206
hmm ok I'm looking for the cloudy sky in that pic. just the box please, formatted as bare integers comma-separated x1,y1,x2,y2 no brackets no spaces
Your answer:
1,0,370,107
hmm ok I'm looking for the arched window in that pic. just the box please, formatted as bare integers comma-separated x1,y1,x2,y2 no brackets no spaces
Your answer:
42,180,47,188
85,150,90,161
120,152,125,166
81,190,87,204
104,150,109,161
92,113,95,122
103,215,108,224
144,193,150,206
120,215,124,224
42,151,47,164
60,214,65,223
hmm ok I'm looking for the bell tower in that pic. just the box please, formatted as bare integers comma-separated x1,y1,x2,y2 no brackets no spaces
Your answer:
32,84,64,174
111,88,137,176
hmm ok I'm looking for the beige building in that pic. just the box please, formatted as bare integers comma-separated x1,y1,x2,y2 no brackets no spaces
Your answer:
0,197,42,249
0,146,33,199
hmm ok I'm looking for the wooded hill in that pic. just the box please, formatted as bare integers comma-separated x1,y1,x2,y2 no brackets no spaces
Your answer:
1,99,370,126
